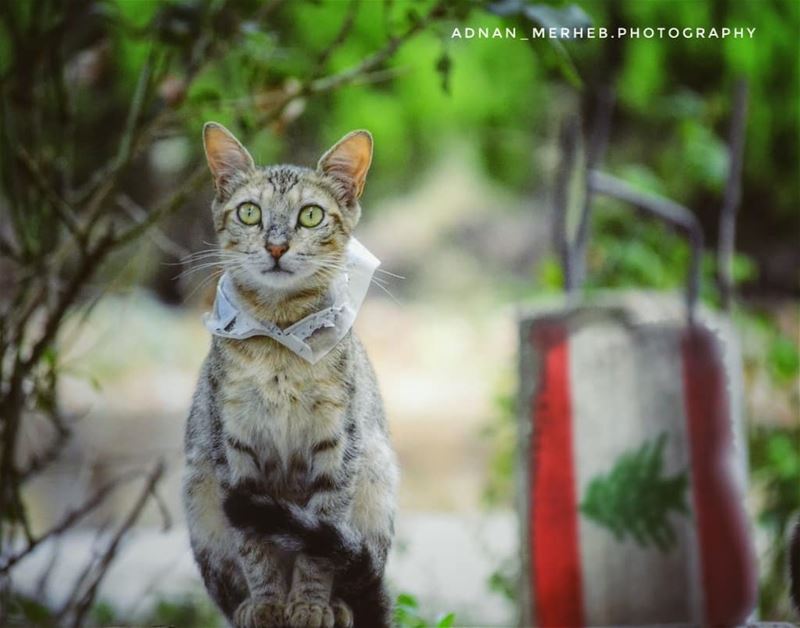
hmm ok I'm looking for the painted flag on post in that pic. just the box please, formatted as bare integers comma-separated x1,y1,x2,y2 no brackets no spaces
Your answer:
518,298,757,627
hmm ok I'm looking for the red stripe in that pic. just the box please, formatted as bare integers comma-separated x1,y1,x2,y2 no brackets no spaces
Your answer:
681,327,757,625
530,322,584,627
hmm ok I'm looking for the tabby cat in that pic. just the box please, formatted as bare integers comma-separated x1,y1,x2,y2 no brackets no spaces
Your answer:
182,123,398,628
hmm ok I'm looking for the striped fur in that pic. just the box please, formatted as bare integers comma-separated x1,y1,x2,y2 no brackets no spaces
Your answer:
183,126,397,628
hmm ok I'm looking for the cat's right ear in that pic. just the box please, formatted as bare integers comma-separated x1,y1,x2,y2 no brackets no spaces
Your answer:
202,122,254,193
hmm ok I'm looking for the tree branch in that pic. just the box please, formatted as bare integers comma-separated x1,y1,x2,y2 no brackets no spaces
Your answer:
314,0,361,75
17,148,82,243
58,461,165,628
116,193,190,259
17,419,70,483
0,468,148,574
308,0,447,95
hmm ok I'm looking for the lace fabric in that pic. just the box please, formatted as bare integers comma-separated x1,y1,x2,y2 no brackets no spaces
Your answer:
204,238,380,363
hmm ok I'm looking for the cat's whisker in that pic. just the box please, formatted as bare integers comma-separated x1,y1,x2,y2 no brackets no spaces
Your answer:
368,277,401,304
175,253,248,276
186,247,226,256
375,269,405,280
166,250,242,270
183,268,224,303
189,252,244,263
181,256,252,303
176,263,238,281
371,278,392,289
177,247,233,261
175,262,228,280
348,266,390,284
301,261,403,303
164,254,227,267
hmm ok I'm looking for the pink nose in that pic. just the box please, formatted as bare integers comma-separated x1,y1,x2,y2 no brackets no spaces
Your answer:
267,244,287,260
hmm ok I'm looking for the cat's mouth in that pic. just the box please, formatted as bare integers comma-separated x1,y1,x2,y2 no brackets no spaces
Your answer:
261,260,294,275
246,259,310,289
261,267,293,275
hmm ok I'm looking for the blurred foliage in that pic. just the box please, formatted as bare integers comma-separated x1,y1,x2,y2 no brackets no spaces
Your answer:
4,592,223,627
92,594,223,627
394,592,456,628
0,0,794,260
55,0,793,280
3,592,55,627
10,589,459,628
584,200,757,306
278,0,800,274
577,1,798,268
487,555,519,606
1,0,795,279
481,378,516,507
740,307,800,618
749,424,800,618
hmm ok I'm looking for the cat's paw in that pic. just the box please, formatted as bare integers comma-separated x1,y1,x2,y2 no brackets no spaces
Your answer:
331,597,353,628
234,597,286,628
284,599,335,628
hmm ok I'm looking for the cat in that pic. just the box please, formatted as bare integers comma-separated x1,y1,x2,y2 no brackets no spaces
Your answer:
182,122,398,628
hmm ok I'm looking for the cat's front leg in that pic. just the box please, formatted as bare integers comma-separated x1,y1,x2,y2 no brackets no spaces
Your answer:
285,433,357,627
221,439,288,627
285,554,341,628
284,557,355,628
231,530,288,628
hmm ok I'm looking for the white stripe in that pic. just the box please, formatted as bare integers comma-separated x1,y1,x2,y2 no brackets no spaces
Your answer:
568,315,704,624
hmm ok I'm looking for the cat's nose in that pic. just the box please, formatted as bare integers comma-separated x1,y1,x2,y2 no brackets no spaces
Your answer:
267,243,288,260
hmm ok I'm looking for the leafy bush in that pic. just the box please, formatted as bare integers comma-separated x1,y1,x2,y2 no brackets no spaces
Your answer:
394,592,456,628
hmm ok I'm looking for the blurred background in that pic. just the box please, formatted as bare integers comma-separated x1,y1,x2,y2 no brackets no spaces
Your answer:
0,0,797,626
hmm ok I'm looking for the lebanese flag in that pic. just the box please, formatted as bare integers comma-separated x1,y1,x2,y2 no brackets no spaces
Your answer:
520,310,757,627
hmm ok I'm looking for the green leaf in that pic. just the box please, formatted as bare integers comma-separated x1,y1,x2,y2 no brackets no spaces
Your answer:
731,253,757,284
537,256,565,292
91,601,117,625
436,612,456,627
768,336,800,383
395,593,419,609
42,346,58,367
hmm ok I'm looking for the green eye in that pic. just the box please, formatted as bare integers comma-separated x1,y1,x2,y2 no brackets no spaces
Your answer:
237,202,261,225
298,204,325,228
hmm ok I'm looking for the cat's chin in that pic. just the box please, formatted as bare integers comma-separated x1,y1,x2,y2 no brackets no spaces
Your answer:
240,266,312,294
255,271,301,291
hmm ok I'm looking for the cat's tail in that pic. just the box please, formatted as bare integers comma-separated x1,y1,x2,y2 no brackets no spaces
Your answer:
222,486,391,628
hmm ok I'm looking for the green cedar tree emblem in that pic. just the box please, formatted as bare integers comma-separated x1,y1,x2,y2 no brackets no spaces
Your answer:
579,432,690,552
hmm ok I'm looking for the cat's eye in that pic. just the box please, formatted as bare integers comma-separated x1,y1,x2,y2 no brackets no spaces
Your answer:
298,204,325,228
237,202,261,225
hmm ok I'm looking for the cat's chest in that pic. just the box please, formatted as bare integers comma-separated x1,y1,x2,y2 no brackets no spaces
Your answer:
219,359,345,460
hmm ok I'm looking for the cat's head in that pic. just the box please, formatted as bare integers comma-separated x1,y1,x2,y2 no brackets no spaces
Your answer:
202,122,372,295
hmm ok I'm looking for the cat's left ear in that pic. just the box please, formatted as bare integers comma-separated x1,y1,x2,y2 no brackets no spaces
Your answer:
317,130,373,203
203,122,255,194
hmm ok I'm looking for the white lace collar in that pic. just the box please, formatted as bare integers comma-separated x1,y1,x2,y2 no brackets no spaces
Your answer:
203,238,379,363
